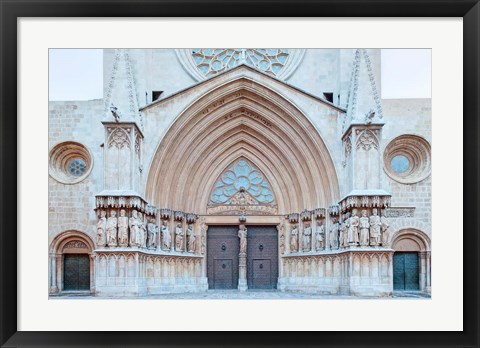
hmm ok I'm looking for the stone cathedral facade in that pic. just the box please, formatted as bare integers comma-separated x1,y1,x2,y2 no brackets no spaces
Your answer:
48,49,431,297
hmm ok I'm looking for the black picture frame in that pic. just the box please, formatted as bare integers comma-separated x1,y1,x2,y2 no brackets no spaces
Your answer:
1,1,478,347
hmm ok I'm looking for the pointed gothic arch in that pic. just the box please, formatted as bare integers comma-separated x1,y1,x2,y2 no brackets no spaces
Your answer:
144,75,340,214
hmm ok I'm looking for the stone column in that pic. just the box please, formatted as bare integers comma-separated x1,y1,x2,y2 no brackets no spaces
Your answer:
90,254,95,293
56,254,63,292
419,251,426,291
238,222,248,292
238,252,248,292
49,253,58,293
425,251,431,292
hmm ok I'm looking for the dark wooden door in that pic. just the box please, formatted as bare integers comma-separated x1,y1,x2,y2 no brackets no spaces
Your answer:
247,226,278,289
63,254,90,291
393,252,419,290
207,226,239,289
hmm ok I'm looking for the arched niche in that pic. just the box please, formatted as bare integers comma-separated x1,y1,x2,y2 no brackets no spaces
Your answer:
144,77,340,215
49,230,95,294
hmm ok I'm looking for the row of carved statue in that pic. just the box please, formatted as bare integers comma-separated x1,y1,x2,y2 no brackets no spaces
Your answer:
96,209,199,253
283,208,391,253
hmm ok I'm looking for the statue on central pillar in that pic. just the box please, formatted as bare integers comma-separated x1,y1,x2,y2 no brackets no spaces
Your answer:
238,224,248,291
238,224,248,254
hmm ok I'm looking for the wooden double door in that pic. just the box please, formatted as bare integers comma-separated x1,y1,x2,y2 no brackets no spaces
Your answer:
207,225,278,290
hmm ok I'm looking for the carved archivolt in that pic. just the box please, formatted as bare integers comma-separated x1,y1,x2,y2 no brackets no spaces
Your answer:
390,228,431,252
144,78,340,214
383,134,431,184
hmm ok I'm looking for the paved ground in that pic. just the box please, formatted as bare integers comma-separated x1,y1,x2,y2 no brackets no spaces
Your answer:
53,290,431,300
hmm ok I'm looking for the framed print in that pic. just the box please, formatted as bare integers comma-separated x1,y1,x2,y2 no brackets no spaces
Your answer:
1,1,479,347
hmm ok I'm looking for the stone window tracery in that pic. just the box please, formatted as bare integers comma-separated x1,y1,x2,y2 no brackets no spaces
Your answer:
176,48,305,81
208,159,275,205
192,49,290,78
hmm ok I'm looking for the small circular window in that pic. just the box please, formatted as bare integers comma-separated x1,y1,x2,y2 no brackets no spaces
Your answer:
384,135,431,184
68,158,87,177
49,141,93,184
390,155,410,174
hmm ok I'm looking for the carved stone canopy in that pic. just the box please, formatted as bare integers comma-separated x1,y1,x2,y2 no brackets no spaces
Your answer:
339,190,391,213
95,191,154,216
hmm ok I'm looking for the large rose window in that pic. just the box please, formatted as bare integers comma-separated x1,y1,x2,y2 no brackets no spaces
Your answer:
176,48,305,81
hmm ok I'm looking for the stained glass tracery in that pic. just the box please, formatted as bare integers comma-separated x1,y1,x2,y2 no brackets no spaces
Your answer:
208,159,275,205
192,49,290,78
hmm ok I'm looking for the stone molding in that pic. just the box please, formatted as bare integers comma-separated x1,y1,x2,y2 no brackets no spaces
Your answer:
145,77,340,214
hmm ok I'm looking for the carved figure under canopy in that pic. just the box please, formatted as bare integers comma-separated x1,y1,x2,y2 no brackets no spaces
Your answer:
117,209,129,247
348,209,360,245
139,213,147,248
290,224,299,252
380,210,391,246
147,217,158,249
369,208,381,246
315,221,326,251
106,210,118,247
129,210,140,247
329,218,338,250
97,210,107,247
238,225,248,254
161,220,171,250
302,222,312,252
175,223,184,251
359,210,370,246
187,224,196,253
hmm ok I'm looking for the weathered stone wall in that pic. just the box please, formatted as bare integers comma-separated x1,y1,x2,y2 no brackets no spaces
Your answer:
48,100,105,246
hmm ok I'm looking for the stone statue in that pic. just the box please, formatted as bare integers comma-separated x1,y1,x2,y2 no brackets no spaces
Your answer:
277,222,285,255
238,224,247,254
349,209,360,245
316,221,325,251
175,222,183,251
341,214,349,248
380,210,391,246
97,210,107,247
302,222,312,252
290,224,299,252
161,220,171,251
279,233,285,255
201,235,206,255
329,218,339,250
147,217,158,249
117,209,129,247
359,210,370,247
139,213,147,248
369,208,381,246
129,210,140,247
106,210,118,247
187,224,196,253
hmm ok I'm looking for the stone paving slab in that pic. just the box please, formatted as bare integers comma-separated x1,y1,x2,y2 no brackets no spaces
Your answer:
52,290,431,300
